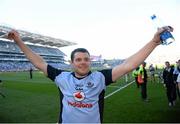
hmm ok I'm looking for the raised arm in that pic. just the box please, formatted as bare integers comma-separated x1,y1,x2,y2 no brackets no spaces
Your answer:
8,30,48,76
112,26,173,82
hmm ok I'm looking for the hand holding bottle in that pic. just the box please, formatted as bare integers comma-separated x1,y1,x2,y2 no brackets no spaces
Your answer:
151,14,175,45
152,26,174,45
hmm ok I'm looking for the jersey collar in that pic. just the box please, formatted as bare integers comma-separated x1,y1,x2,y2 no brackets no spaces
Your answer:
71,71,92,80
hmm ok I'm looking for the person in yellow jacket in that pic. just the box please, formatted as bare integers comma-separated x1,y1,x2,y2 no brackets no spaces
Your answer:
138,62,148,101
132,67,140,88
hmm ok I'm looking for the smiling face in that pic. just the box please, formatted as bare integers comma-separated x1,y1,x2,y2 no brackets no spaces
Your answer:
71,48,91,78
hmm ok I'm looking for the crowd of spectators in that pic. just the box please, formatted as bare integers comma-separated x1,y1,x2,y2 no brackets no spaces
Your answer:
0,40,124,72
0,40,68,72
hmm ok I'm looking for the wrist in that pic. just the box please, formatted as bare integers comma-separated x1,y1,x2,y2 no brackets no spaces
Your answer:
14,38,24,45
151,39,160,46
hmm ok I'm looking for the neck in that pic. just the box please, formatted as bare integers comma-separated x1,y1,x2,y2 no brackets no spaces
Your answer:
75,73,88,78
74,71,92,79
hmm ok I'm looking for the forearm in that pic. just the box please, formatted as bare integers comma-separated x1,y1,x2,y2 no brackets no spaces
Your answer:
112,40,158,81
8,30,48,75
15,39,47,72
124,39,158,72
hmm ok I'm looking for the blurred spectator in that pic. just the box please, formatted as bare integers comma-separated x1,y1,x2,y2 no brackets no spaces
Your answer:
29,67,33,79
163,61,176,106
138,62,148,102
173,59,180,99
0,79,5,98
176,72,180,99
149,64,155,82
132,67,140,88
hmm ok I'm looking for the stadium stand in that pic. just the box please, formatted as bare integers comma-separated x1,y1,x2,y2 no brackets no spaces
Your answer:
0,25,76,72
90,54,124,69
0,25,124,72
90,58,124,69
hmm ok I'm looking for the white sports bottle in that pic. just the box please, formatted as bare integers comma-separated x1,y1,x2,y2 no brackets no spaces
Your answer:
151,14,175,45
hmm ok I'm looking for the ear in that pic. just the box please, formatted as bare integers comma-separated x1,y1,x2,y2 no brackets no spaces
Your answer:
70,60,75,68
70,60,73,64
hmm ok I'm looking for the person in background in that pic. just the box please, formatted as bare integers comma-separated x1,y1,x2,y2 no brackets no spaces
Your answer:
149,64,155,82
138,62,148,101
29,67,33,79
173,59,180,99
132,67,140,88
163,61,176,106
0,79,5,98
176,70,180,99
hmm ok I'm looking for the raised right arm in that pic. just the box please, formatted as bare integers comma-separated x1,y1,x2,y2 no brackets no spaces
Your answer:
8,30,48,76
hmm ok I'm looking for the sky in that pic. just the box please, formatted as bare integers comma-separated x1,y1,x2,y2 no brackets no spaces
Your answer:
0,0,179,62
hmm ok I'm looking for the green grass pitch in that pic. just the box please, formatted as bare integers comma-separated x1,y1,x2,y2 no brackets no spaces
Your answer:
0,71,180,123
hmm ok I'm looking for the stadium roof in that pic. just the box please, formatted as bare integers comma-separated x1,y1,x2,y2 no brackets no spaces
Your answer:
0,25,76,47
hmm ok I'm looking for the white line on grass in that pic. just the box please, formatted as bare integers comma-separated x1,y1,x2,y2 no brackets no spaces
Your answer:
105,80,135,99
108,86,120,88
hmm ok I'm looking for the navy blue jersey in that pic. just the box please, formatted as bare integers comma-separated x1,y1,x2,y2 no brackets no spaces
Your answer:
47,65,113,123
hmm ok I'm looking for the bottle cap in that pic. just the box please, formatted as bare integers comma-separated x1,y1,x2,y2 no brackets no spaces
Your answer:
151,14,156,20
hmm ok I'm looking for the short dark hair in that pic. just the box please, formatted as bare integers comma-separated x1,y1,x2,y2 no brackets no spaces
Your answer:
142,62,146,67
165,61,170,64
70,48,90,61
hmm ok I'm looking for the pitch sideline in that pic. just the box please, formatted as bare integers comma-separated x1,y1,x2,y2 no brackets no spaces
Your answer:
105,80,135,99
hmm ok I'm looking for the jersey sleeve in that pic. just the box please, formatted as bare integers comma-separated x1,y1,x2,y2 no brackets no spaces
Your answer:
99,69,113,86
47,64,63,81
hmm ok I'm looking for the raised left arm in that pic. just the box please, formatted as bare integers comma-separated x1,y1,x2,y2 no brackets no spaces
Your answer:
112,26,173,82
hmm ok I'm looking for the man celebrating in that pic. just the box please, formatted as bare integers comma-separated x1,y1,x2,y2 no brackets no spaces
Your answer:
7,26,173,123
